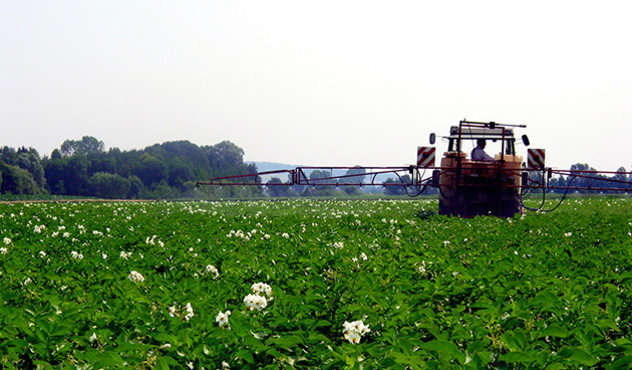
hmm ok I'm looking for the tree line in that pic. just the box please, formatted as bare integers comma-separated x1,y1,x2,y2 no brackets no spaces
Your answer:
0,136,260,199
547,163,631,193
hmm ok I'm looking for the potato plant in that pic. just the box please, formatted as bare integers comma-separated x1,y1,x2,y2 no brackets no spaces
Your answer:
1,197,631,368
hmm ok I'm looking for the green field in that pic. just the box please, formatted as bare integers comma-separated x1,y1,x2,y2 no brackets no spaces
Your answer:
1,197,631,368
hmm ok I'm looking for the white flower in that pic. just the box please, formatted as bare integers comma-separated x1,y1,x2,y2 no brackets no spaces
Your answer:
216,310,231,329
168,303,193,321
345,331,361,344
281,233,290,239
183,303,194,321
70,251,83,260
128,270,145,283
38,251,47,258
89,332,98,343
344,320,371,336
360,252,368,261
244,294,268,311
564,232,572,237
332,241,344,249
251,282,273,297
342,319,371,344
120,251,132,260
23,277,32,286
205,265,220,279
0,247,7,255
3,237,11,245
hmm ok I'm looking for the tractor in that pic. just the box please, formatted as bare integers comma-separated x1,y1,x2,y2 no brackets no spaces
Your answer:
432,120,529,217
197,119,630,217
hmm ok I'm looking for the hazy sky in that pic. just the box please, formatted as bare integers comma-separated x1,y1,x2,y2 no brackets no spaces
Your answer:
2,1,631,171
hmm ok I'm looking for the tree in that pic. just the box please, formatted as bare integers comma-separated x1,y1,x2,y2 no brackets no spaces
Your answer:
43,155,89,195
569,163,598,192
206,140,245,173
340,166,367,196
383,175,411,196
266,177,296,197
60,136,105,157
63,156,89,195
87,172,131,199
343,186,362,195
5,138,264,199
342,166,367,185
87,152,116,176
168,164,195,191
0,162,41,194
549,175,567,193
134,153,168,187
613,167,628,191
16,151,46,190
0,146,17,165
127,175,144,199
51,149,62,160
266,177,283,197
309,170,331,188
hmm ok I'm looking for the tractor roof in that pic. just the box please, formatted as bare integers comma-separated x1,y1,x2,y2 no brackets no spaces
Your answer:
449,126,515,140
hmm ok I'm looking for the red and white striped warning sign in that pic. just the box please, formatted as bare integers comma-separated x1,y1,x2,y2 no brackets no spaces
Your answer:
527,149,545,169
417,147,436,168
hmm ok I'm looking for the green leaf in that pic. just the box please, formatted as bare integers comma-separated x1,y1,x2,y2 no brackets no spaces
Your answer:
541,325,570,338
151,332,177,344
387,351,426,367
93,351,126,368
595,318,620,332
308,333,330,343
271,334,303,350
569,349,598,366
501,332,526,352
234,349,255,364
153,358,170,370
502,351,536,363
420,340,464,363
397,337,413,356
154,356,179,370
33,361,53,370
611,356,632,368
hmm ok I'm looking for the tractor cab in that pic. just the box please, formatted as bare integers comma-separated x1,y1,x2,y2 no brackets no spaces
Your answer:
446,125,522,158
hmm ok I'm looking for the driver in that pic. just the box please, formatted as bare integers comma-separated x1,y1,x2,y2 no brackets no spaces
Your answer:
471,139,494,161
